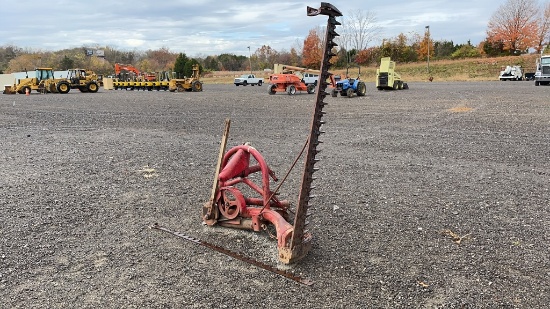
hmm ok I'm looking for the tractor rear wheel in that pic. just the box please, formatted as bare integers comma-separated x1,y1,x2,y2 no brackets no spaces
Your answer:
192,80,203,92
357,82,366,96
307,84,315,94
287,85,296,95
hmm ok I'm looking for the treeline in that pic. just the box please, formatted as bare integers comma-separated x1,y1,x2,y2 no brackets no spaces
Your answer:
349,35,510,67
0,45,178,76
1,35,547,77
0,44,304,76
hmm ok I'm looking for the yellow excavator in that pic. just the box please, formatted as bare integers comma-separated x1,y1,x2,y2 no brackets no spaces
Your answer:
3,68,71,94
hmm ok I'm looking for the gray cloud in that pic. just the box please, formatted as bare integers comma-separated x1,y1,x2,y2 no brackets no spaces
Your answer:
1,1,494,55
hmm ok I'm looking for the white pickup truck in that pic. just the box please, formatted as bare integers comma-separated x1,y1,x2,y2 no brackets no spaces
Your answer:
234,74,264,86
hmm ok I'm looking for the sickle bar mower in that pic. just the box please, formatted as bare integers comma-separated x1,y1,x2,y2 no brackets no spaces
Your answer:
202,2,342,264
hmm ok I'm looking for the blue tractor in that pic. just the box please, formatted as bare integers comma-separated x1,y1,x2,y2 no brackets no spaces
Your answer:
331,65,367,98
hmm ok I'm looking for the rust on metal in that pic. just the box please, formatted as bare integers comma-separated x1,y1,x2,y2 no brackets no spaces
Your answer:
285,2,342,263
150,223,314,286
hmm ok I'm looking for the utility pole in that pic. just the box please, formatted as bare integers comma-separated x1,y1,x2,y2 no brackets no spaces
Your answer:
247,46,252,73
425,25,430,74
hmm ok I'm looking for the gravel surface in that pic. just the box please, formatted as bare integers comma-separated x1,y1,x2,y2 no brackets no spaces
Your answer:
1,81,549,308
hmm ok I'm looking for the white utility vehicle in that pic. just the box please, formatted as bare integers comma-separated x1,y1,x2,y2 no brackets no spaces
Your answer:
234,74,263,86
499,65,523,81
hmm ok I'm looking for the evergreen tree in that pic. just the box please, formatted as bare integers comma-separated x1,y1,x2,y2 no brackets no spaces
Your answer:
482,39,506,57
433,40,455,59
183,59,201,77
203,55,219,71
60,56,74,70
173,53,189,78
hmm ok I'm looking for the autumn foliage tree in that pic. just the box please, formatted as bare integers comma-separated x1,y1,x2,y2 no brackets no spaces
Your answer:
354,49,369,66
355,47,380,66
381,33,418,63
302,28,323,68
0,45,20,73
535,2,550,52
486,0,539,54
7,53,45,72
254,45,279,70
415,29,435,61
145,47,177,71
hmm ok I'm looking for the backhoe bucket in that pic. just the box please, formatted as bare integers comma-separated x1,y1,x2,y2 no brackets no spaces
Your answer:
3,85,15,94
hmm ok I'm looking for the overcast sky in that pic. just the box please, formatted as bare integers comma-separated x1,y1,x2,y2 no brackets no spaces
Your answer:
1,0,496,56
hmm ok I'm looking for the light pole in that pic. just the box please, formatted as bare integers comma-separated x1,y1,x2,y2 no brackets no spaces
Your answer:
425,25,430,74
247,46,252,73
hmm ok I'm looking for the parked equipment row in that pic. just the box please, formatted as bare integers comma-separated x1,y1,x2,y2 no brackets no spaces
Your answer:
111,64,203,92
3,68,100,94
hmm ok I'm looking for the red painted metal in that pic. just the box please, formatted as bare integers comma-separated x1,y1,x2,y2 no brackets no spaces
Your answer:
218,148,250,181
268,74,310,94
212,144,294,249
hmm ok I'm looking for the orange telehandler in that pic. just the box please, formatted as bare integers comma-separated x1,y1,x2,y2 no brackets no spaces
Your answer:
267,64,335,95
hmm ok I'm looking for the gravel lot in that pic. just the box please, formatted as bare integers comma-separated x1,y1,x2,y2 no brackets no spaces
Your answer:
1,81,549,308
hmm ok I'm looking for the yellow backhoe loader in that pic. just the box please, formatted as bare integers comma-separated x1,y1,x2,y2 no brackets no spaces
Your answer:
3,68,71,94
